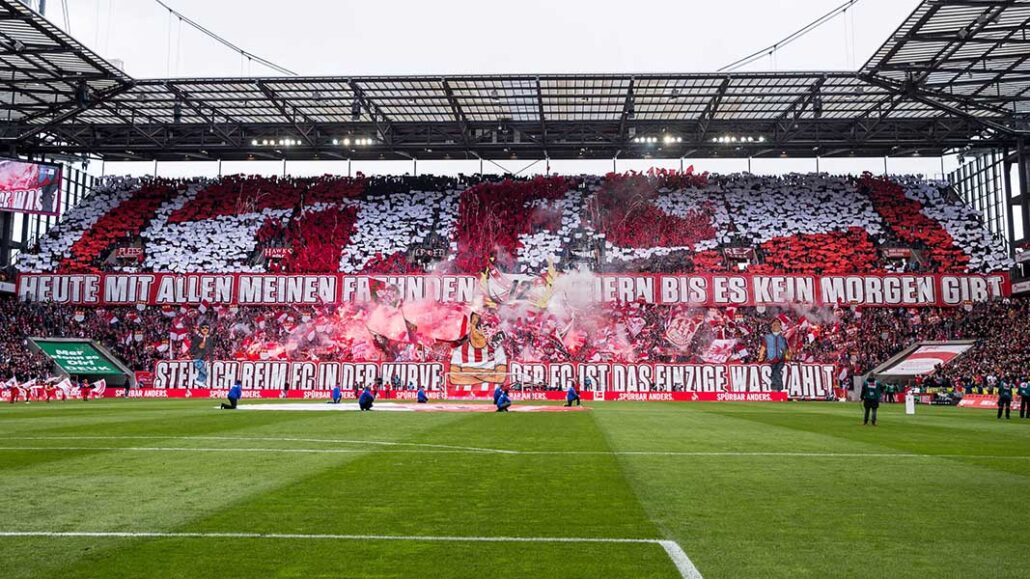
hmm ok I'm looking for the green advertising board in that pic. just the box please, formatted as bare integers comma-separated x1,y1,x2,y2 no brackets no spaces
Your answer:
32,339,126,376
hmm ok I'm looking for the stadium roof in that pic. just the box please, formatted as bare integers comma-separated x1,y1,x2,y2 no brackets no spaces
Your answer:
1,0,1028,162
863,0,1030,114
0,0,132,137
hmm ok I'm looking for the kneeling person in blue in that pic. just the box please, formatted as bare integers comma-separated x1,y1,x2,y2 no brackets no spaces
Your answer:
496,387,512,412
220,381,242,410
416,386,428,404
358,386,375,411
565,383,581,407
328,385,342,404
492,384,503,405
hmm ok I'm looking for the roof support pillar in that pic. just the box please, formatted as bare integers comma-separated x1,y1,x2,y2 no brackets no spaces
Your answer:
1018,138,1030,247
1003,148,1016,257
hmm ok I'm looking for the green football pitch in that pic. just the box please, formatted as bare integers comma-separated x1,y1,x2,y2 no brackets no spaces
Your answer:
1,399,1028,578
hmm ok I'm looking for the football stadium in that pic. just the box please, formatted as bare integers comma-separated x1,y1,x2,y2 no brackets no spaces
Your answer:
2,0,1030,576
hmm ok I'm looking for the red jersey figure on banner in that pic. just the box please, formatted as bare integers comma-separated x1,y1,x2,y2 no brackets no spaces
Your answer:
448,312,508,386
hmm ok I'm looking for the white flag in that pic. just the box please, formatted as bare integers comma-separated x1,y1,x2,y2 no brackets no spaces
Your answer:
56,377,73,394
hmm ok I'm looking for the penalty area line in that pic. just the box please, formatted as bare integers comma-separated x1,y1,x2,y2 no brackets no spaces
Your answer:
0,531,702,578
9,435,517,455
660,540,703,579
0,446,474,454
2,440,1028,461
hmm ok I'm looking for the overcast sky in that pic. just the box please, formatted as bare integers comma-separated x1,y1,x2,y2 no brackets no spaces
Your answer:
60,0,922,77
44,0,959,178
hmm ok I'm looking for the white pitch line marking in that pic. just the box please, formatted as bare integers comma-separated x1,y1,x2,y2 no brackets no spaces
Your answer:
0,446,469,454
553,451,1030,459
1,438,1028,461
0,531,702,578
10,435,516,455
659,540,704,579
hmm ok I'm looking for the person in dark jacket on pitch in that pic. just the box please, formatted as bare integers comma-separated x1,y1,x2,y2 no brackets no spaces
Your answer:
220,380,242,410
358,386,375,411
416,385,428,404
496,388,512,412
492,383,503,406
861,377,883,426
1019,380,1030,419
328,385,342,404
565,382,580,407
997,379,1013,420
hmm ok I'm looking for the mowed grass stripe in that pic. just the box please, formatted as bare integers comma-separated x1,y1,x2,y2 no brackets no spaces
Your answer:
587,401,877,456
41,408,684,578
7,434,518,454
1,536,678,579
0,532,701,579
7,400,1029,577
0,410,330,473
186,410,666,539
588,401,704,578
696,403,1030,478
0,402,474,578
0,400,341,468
591,402,1030,578
4,443,1029,462
698,403,1030,456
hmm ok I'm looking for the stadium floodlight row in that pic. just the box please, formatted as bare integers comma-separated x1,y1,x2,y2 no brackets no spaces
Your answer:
0,0,1029,162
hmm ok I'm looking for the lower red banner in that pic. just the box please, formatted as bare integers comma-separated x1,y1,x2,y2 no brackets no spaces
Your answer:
101,388,444,401
96,388,788,402
445,390,584,401
957,394,1014,409
601,391,788,402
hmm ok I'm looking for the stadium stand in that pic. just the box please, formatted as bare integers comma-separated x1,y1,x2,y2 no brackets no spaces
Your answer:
2,293,1027,390
4,171,1024,392
15,177,142,273
14,171,1015,276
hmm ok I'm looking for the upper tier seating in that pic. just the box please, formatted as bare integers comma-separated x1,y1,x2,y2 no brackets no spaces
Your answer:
16,171,1014,275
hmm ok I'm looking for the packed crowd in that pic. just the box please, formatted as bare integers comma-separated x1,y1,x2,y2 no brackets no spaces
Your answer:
915,298,1030,393
2,293,1026,390
15,170,1013,276
6,169,1022,389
